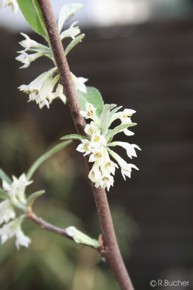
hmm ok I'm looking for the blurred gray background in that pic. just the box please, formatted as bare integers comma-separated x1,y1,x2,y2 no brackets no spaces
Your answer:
0,0,193,289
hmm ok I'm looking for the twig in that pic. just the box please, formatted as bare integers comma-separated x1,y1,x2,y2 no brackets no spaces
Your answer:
38,1,134,289
27,210,72,238
27,210,100,249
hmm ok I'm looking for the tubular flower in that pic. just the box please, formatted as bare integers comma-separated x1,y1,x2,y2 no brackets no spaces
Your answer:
2,173,32,209
16,33,53,68
18,68,64,109
0,0,18,13
16,4,87,108
77,103,141,191
0,200,15,225
0,217,31,249
18,68,87,109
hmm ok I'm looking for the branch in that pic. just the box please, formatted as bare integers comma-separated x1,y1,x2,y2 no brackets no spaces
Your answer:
37,1,134,289
27,210,71,238
27,210,100,249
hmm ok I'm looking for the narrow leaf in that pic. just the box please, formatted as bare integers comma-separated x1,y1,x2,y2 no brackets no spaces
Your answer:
27,190,45,207
60,134,86,141
17,0,47,38
27,141,72,180
78,87,104,116
65,226,99,249
0,188,8,200
58,3,84,33
0,169,11,184
99,104,118,133
65,33,85,55
106,123,137,142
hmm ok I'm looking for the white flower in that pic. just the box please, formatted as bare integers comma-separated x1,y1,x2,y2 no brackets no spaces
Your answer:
0,200,15,225
88,163,102,184
0,217,31,249
18,66,87,109
101,159,117,176
19,33,49,52
48,83,66,104
108,149,139,180
16,23,83,68
2,173,32,209
77,103,140,190
71,73,88,93
60,22,81,40
16,51,44,69
76,139,92,156
109,141,140,159
19,69,66,109
0,173,32,250
113,108,136,125
15,227,31,249
16,4,87,109
0,0,18,13
123,128,134,136
99,175,114,191
89,147,109,166
91,133,107,149
80,103,97,121
85,122,98,136
16,33,53,68
89,157,115,191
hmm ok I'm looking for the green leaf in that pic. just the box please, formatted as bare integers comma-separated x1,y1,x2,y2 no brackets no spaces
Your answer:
106,123,137,142
17,0,47,39
65,33,85,55
60,134,86,141
0,169,11,184
0,188,8,200
77,87,104,116
99,104,118,133
26,141,72,180
65,226,99,249
58,3,84,33
27,190,45,207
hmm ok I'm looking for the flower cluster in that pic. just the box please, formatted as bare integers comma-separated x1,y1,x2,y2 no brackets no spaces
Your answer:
0,174,32,249
16,4,87,109
0,0,18,13
77,103,140,191
16,33,53,69
18,67,87,109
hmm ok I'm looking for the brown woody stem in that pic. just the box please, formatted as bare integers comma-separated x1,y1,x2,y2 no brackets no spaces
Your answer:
38,1,134,289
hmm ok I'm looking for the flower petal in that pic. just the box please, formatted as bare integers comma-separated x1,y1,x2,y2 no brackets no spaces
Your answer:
109,141,141,158
0,200,15,225
0,0,18,13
